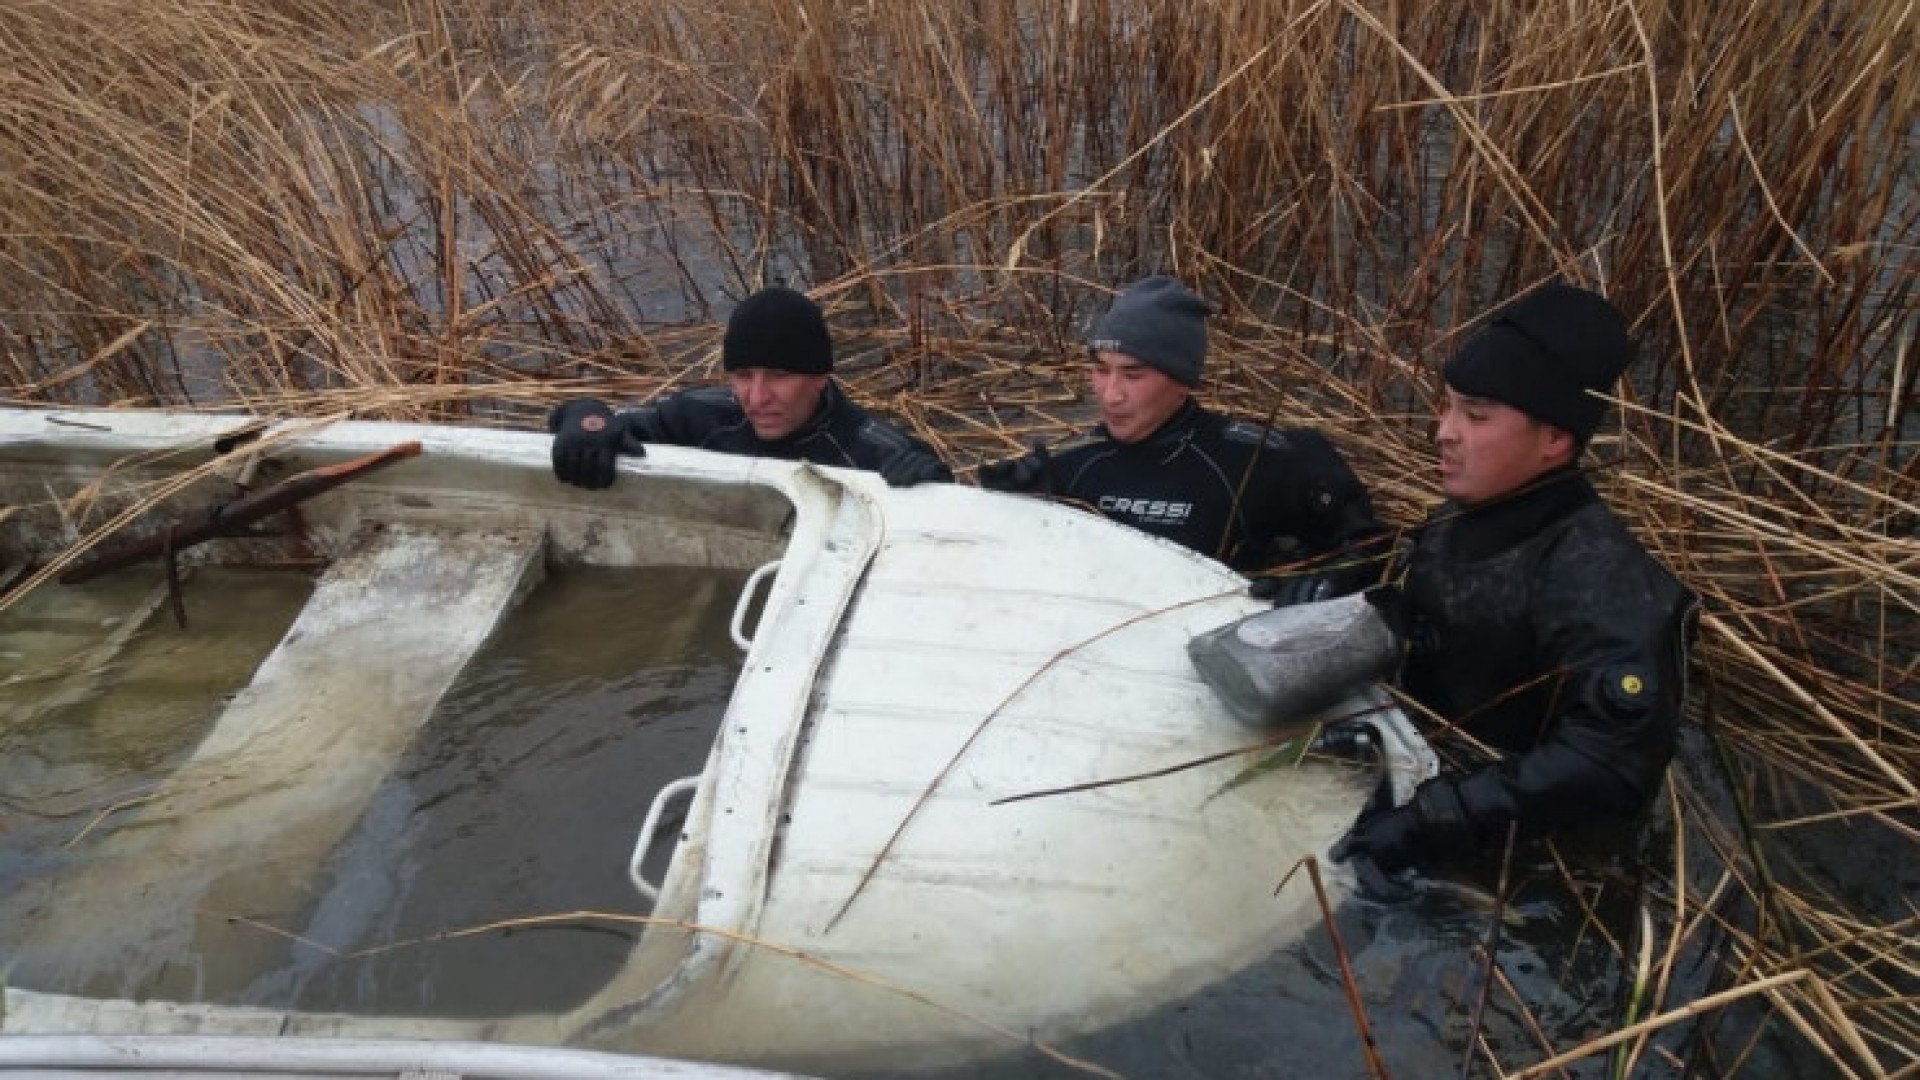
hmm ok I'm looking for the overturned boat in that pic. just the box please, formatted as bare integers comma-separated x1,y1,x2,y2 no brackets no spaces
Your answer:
0,407,1428,1076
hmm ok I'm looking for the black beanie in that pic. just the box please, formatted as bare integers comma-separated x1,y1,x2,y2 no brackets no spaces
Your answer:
1087,275,1212,387
723,286,833,375
1442,283,1632,441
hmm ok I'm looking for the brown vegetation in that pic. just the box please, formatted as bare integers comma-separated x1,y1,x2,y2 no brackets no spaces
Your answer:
1,0,1913,1074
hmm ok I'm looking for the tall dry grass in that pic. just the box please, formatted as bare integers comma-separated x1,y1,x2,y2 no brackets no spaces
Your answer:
1,0,1914,1075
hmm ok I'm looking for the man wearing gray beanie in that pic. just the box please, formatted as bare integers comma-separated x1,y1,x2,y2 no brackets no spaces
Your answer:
979,275,1387,598
549,285,950,489
1329,283,1697,886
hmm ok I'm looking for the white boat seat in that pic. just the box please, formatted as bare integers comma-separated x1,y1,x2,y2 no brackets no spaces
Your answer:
8,521,547,998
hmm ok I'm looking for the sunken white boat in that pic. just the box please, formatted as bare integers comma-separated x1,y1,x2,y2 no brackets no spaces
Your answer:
0,407,1428,1076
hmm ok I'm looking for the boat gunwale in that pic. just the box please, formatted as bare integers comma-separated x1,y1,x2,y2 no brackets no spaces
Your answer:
0,407,868,1035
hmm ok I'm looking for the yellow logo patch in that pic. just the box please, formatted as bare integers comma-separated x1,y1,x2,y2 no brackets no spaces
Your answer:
1620,674,1644,695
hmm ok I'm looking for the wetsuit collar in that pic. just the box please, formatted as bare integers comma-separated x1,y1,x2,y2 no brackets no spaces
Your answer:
1437,466,1599,562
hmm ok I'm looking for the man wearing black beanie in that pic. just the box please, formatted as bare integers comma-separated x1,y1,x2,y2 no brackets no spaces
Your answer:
1330,283,1697,883
978,275,1387,596
549,286,951,488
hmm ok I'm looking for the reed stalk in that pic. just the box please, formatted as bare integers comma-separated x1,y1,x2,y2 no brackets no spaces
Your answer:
2,0,1912,1073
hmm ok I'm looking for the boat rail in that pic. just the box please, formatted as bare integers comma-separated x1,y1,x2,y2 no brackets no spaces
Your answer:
727,558,783,650
630,776,704,904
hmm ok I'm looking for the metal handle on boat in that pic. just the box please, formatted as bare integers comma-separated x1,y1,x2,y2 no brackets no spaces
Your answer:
629,775,701,904
729,558,782,651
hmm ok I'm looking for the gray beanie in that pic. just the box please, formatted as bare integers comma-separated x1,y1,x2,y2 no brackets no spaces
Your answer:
1087,276,1212,387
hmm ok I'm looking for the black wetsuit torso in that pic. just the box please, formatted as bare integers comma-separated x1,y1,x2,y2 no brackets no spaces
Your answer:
618,381,950,477
983,401,1384,574
1393,469,1697,857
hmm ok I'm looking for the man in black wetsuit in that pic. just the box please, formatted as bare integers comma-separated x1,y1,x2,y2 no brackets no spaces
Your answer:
977,275,1387,602
1333,283,1697,877
548,286,951,488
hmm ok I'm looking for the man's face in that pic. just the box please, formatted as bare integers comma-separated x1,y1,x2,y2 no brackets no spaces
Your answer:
729,369,828,440
1091,350,1190,444
1435,389,1575,505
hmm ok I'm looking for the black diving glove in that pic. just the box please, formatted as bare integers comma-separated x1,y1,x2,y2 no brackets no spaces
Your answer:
1332,774,1476,880
549,398,630,489
1330,803,1423,875
977,445,1051,493
880,446,950,488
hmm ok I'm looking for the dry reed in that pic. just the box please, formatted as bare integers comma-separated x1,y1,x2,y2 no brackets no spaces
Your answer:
1,0,1913,1075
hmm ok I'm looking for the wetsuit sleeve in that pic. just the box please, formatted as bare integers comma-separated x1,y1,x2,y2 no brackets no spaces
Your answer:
617,387,729,450
855,420,953,481
1407,541,1696,859
977,445,1059,494
1252,430,1391,590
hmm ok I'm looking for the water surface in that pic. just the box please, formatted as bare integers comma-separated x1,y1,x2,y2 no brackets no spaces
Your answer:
1,564,745,1018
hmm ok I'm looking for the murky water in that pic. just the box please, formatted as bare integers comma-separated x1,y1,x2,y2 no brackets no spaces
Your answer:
254,564,744,1017
0,568,312,876
0,563,746,1018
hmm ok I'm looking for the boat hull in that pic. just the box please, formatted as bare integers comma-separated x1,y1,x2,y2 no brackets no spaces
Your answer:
0,407,1412,1074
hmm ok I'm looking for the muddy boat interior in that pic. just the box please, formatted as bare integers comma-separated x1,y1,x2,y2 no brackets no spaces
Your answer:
1,421,796,1018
